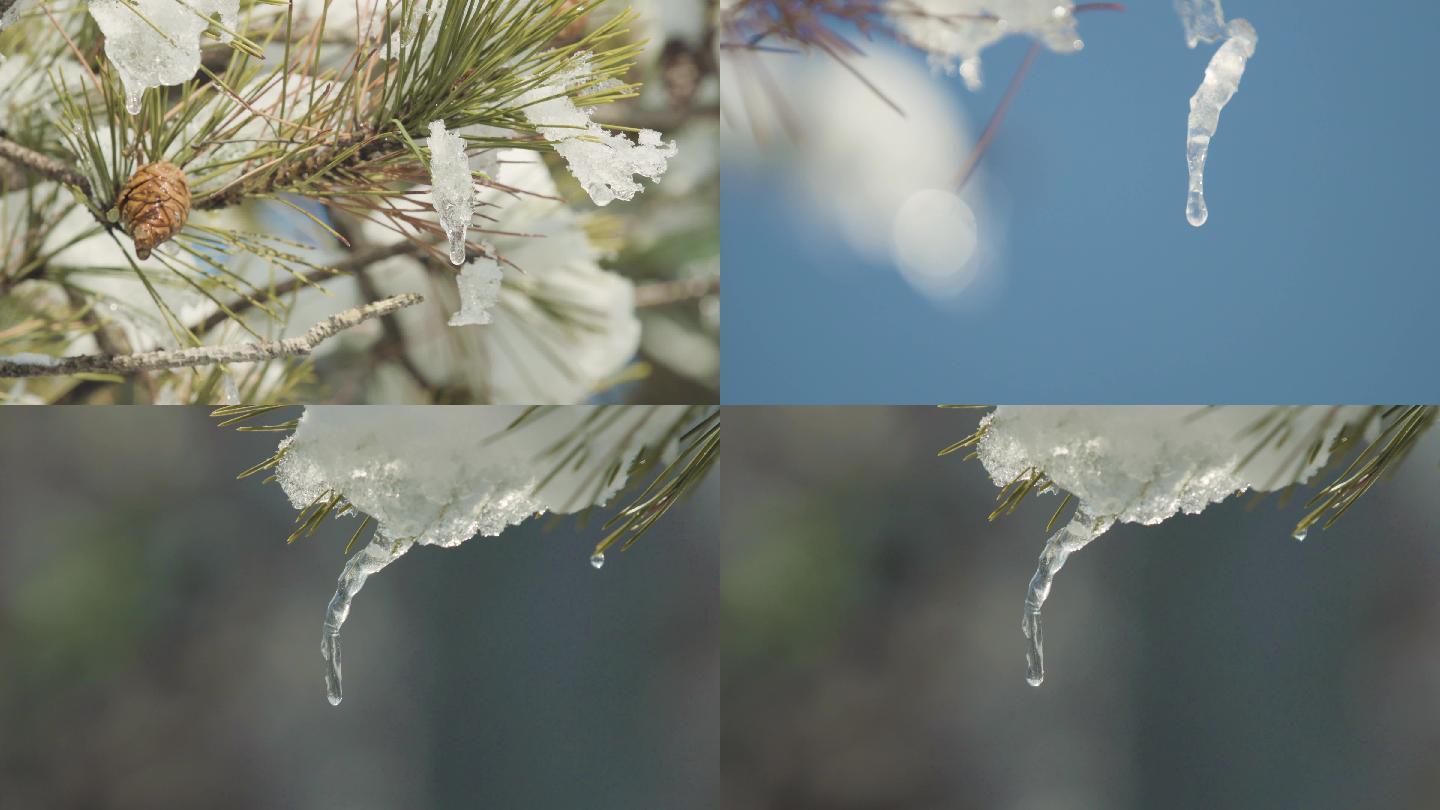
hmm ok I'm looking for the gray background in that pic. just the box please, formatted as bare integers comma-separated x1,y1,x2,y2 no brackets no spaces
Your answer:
723,407,1440,809
0,407,717,809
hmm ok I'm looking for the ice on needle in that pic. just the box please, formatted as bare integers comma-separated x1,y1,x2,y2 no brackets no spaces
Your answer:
427,120,475,265
89,0,239,114
978,406,1372,686
520,58,676,206
887,1,1083,91
1181,3,1257,227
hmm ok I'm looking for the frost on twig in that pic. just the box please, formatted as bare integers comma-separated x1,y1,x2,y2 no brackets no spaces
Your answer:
88,0,240,114
521,56,677,206
1179,1,1257,226
0,294,422,378
426,120,476,265
976,406,1373,685
888,0,1083,91
272,405,694,704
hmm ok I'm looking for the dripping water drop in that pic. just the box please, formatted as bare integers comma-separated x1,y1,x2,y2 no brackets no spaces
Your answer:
1186,190,1208,227
590,552,606,570
1292,528,1307,542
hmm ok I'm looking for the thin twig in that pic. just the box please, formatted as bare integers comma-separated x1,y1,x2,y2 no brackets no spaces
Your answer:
0,294,422,377
953,2,1126,188
954,41,1039,190
0,136,93,197
634,276,720,308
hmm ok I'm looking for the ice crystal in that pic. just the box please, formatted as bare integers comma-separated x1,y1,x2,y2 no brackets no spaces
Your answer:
88,0,239,114
520,58,676,206
1175,0,1226,48
389,0,443,59
978,406,1372,685
447,251,503,327
427,119,474,265
888,0,1082,90
1181,5,1256,226
275,406,692,704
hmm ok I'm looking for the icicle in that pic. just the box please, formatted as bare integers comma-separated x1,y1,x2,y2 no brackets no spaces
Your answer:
1021,510,1111,686
1184,18,1257,226
427,120,474,265
589,551,606,570
321,532,413,706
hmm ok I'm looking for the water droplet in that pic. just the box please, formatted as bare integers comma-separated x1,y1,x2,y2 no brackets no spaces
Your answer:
1292,528,1307,542
590,552,606,570
1186,190,1208,227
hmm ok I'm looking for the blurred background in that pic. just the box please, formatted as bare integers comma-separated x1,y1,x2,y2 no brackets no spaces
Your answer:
721,0,1440,403
723,407,1440,809
0,407,717,809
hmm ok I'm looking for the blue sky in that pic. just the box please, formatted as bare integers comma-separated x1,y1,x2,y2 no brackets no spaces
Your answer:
722,1,1440,403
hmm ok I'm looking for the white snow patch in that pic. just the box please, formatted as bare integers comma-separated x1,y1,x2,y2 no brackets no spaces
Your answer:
447,252,503,326
978,406,1368,526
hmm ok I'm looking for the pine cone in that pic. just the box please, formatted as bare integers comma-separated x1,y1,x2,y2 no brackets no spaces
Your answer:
117,161,190,260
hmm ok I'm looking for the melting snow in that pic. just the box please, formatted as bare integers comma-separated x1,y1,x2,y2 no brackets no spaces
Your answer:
89,0,239,114
275,406,693,704
977,406,1372,685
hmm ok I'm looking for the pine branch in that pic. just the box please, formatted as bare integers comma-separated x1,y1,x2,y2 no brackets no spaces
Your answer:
0,135,92,197
0,294,422,377
194,240,418,335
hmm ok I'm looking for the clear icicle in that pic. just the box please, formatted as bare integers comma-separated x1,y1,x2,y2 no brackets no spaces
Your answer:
1185,18,1257,227
321,532,413,706
1021,510,1111,686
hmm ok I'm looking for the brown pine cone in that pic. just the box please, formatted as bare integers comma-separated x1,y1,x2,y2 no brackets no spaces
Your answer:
117,161,190,260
